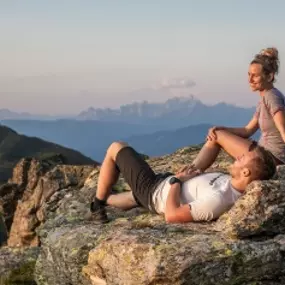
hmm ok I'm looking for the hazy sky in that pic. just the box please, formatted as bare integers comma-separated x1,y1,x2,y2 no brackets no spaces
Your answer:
1,0,285,114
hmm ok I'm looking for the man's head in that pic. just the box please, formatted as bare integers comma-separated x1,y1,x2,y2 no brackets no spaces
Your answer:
229,142,276,184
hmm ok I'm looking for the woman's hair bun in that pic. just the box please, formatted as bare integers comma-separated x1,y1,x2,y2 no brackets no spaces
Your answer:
252,47,280,76
260,47,279,61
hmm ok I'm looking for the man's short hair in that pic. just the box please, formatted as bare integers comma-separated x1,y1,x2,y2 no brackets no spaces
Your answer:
248,141,276,180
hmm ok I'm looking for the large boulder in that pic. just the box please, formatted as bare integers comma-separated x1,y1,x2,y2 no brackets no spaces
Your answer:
34,212,285,285
215,165,285,238
216,180,285,238
83,226,285,285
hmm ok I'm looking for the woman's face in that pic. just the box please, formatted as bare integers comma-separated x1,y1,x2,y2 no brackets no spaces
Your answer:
248,63,264,91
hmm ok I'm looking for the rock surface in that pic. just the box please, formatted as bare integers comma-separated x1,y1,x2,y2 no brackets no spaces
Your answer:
0,246,39,284
216,179,285,238
35,213,285,285
83,226,285,285
2,145,285,284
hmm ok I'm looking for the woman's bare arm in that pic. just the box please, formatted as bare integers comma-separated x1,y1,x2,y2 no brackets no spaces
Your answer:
273,110,285,143
225,116,259,138
208,116,259,140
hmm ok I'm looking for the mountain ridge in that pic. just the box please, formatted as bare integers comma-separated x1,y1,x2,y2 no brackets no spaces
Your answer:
0,124,97,183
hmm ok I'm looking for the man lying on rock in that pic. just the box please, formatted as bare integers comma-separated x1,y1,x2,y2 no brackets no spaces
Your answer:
88,141,276,224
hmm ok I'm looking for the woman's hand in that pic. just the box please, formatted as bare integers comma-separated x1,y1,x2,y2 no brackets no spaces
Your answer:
206,126,226,141
175,165,201,182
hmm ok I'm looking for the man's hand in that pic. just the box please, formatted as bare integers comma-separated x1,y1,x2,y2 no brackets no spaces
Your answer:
175,165,201,182
206,126,226,141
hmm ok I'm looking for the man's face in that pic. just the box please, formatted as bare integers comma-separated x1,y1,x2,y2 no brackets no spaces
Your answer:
229,151,258,178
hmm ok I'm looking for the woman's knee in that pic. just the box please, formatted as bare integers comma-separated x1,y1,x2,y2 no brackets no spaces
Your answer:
205,129,232,147
214,129,232,143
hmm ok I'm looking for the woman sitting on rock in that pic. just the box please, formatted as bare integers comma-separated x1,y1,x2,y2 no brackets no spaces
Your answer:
192,47,285,171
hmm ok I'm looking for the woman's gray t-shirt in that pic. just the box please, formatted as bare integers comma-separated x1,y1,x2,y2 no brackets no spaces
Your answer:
255,88,285,163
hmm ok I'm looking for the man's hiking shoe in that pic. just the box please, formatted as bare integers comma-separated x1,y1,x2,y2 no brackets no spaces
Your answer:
86,202,109,224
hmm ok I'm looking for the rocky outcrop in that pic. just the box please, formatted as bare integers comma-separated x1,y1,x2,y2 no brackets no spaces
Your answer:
0,212,7,246
7,163,94,247
0,156,65,233
0,183,20,233
8,155,64,188
2,145,285,284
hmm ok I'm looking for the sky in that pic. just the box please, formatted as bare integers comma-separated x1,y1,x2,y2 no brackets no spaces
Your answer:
1,0,285,115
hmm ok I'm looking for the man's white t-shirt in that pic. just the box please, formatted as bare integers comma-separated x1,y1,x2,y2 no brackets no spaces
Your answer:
152,172,242,221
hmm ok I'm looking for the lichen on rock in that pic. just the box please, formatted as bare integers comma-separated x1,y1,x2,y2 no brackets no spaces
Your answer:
0,246,39,284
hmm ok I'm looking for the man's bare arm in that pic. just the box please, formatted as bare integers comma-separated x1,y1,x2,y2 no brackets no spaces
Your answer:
164,183,193,223
164,167,200,223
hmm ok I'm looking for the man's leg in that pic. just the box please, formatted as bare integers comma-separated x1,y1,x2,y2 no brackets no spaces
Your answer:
106,191,138,210
89,141,129,223
96,141,128,201
192,130,253,171
89,141,165,222
89,141,161,222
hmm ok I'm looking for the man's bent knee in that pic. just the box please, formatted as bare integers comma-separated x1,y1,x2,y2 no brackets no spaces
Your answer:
107,141,129,160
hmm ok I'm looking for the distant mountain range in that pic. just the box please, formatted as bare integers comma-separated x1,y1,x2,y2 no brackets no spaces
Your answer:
77,96,198,122
0,125,97,183
77,95,255,129
1,96,257,161
2,95,255,127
